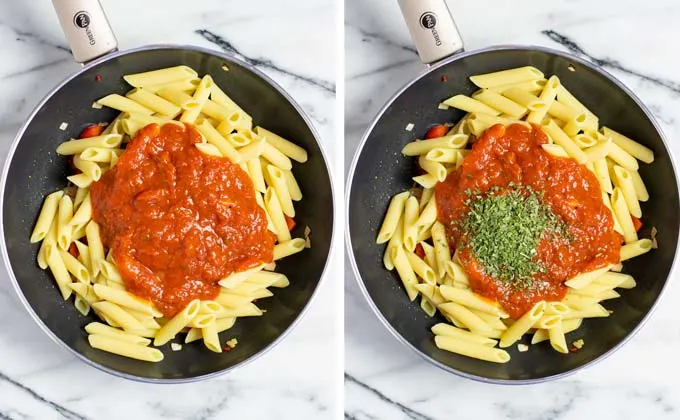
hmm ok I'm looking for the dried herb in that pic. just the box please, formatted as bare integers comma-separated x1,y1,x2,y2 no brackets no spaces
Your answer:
460,185,567,288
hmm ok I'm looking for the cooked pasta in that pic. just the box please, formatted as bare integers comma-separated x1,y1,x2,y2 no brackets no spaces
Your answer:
379,66,655,363
31,66,311,362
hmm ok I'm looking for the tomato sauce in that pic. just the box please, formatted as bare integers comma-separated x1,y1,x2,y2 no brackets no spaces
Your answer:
90,123,274,316
435,123,621,318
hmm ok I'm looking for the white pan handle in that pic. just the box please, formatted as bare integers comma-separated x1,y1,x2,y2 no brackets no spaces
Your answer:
397,0,464,64
51,0,118,64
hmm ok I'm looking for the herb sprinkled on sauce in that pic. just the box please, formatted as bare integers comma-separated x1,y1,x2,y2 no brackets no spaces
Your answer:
435,123,621,318
459,185,568,289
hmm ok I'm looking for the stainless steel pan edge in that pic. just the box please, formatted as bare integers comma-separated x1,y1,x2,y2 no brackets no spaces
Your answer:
345,44,680,384
1,44,337,383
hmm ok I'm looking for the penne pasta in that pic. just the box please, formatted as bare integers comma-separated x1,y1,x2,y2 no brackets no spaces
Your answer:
629,170,649,202
469,66,544,89
391,246,419,301
273,238,305,260
88,334,163,362
401,134,468,156
548,322,569,353
620,239,653,261
196,119,241,163
97,94,154,115
430,222,450,280
602,127,654,163
202,320,222,353
144,78,200,94
126,88,181,117
93,284,162,317
607,143,639,171
440,285,508,318
91,301,146,334
255,127,307,163
261,142,293,170
542,119,587,164
154,300,201,346
56,195,73,250
283,170,302,201
47,247,73,300
247,158,267,194
30,190,63,243
443,95,501,116
85,322,150,346
383,214,404,271
180,75,213,124
486,79,546,94
612,166,642,218
404,250,436,285
594,159,614,194
502,88,546,111
611,188,638,244
434,335,510,363
124,66,198,88
266,165,295,218
472,89,526,117
565,265,612,289
532,318,582,344
401,196,419,252
499,301,546,348
418,155,446,181
58,249,90,283
438,302,494,335
526,75,559,124
57,134,123,156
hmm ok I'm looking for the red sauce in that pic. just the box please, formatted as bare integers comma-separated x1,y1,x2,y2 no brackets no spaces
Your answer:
435,123,621,318
91,123,274,316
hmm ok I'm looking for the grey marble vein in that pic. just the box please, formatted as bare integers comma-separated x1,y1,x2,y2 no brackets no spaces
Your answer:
195,29,336,94
345,373,435,420
543,30,680,95
347,24,417,55
347,59,417,81
0,23,70,53
0,371,88,420
0,58,71,81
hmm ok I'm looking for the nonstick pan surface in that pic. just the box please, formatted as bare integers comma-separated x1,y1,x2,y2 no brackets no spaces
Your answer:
2,45,334,382
347,45,679,383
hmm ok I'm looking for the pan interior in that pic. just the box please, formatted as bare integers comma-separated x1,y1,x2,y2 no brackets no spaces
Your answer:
349,48,679,381
3,47,333,381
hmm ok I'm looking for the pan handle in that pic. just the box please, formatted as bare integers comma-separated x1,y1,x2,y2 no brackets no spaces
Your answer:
51,0,118,64
397,0,464,65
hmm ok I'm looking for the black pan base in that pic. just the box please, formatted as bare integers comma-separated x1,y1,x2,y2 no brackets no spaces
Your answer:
2,46,334,382
348,46,679,382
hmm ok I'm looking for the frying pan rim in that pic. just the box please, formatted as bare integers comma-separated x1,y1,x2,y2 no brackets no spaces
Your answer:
345,44,680,384
0,44,337,384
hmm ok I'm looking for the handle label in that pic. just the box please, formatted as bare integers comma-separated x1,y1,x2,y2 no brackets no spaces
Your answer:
73,10,96,45
419,12,442,46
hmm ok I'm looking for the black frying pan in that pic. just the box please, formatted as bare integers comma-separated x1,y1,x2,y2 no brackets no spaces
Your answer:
0,1,333,382
347,0,680,383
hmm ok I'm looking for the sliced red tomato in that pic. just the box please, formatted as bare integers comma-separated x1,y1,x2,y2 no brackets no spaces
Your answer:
414,243,425,260
80,124,104,139
631,216,642,232
68,242,79,258
425,124,448,139
285,215,296,231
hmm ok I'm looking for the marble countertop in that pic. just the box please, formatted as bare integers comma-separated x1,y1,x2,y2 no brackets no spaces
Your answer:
345,0,680,419
0,0,340,419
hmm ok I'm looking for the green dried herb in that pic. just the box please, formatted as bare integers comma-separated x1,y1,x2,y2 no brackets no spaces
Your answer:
459,185,567,288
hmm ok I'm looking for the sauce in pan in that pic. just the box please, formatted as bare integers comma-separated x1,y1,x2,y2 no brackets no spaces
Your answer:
91,123,274,316
435,123,621,318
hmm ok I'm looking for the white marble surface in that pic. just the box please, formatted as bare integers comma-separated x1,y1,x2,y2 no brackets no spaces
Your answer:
0,1,340,419
345,0,680,418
